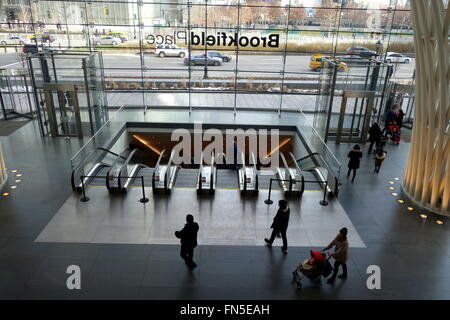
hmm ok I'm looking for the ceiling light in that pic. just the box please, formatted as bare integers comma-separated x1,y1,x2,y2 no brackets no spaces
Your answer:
2,192,10,196
10,186,17,189
419,214,427,219
407,207,414,211
391,192,398,196
397,199,405,204
11,169,18,173
389,186,395,190
15,174,23,177
436,220,444,225
15,179,22,183
394,177,400,181
389,181,395,184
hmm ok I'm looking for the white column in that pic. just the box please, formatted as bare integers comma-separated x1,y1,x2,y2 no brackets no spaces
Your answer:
0,143,7,190
403,0,450,216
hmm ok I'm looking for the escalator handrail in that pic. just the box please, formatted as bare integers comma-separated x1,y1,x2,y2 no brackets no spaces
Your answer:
296,152,320,163
117,148,138,190
197,152,204,190
210,151,215,191
241,152,247,191
288,152,305,195
71,147,127,190
152,149,166,189
165,148,177,190
280,152,293,191
250,152,258,191
106,147,131,190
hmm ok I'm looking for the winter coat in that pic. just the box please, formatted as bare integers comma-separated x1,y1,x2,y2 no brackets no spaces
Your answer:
368,124,382,143
176,222,199,248
347,149,363,169
270,207,290,232
375,152,386,166
324,235,349,263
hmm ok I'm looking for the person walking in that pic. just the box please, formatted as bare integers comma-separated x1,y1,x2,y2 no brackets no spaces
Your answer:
396,109,405,128
264,200,290,254
367,122,382,154
322,227,349,283
374,150,386,173
347,145,362,183
175,214,199,270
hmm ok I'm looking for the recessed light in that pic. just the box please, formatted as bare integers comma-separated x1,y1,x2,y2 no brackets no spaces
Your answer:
11,170,18,173
407,207,414,211
15,174,22,177
394,177,400,181
2,192,10,196
419,214,427,219
10,186,17,189
389,186,395,190
391,192,398,196
397,199,405,204
15,179,22,183
389,181,395,184
436,220,444,225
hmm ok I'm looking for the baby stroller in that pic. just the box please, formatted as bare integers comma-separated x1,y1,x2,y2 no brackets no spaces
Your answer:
386,123,401,145
292,250,333,289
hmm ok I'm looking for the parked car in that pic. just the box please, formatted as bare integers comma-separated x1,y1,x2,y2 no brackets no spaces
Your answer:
309,53,348,72
94,36,121,46
346,46,377,58
155,44,188,58
184,53,222,66
22,43,57,54
207,51,232,62
103,32,127,42
28,33,55,43
1,36,28,45
384,52,411,64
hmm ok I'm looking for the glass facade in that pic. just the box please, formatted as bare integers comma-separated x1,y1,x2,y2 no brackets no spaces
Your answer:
0,0,415,112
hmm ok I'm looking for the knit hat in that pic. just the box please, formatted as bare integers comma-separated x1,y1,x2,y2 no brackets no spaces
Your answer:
339,227,348,236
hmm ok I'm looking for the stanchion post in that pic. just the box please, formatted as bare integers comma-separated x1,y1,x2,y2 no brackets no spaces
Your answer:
139,176,149,203
264,178,274,205
80,175,90,202
319,180,328,206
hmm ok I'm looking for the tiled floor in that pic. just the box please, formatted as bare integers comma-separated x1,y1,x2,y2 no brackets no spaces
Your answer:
0,109,449,300
36,188,366,248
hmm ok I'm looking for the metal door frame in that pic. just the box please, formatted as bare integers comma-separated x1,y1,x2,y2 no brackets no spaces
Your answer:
335,90,375,144
43,83,83,138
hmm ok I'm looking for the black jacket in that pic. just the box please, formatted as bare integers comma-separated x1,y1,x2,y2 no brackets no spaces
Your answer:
368,124,382,143
176,222,199,248
347,149,363,169
270,207,290,232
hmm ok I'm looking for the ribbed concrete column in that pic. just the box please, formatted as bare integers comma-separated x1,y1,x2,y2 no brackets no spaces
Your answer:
403,0,450,216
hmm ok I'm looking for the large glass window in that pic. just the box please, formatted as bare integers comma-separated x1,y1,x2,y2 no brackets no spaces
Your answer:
0,0,415,111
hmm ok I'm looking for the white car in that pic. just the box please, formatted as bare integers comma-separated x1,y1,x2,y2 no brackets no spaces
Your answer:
94,36,121,46
1,36,28,45
385,52,411,64
155,44,188,58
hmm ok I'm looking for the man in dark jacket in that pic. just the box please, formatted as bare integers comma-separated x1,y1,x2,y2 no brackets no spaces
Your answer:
367,122,382,154
264,200,290,254
175,214,199,270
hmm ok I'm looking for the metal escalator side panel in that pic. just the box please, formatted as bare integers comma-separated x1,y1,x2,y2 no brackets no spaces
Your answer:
196,152,204,190
122,164,141,190
288,152,305,196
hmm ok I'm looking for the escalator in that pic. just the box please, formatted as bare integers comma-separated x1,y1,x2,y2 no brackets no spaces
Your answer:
196,151,217,195
71,147,127,191
238,151,258,195
152,148,180,194
276,152,305,197
106,147,153,192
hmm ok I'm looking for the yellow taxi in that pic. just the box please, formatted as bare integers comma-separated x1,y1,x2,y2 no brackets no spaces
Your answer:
102,32,127,42
309,53,348,72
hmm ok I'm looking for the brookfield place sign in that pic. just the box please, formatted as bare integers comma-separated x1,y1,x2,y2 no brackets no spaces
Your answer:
145,31,280,48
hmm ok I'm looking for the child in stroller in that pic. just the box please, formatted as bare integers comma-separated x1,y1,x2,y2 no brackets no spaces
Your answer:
386,123,401,145
292,250,333,289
